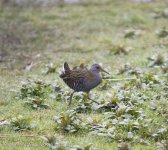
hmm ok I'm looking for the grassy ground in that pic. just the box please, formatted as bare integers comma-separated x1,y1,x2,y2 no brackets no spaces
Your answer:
0,0,168,149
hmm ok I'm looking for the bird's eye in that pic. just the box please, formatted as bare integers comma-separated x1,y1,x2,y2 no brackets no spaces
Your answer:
96,66,100,69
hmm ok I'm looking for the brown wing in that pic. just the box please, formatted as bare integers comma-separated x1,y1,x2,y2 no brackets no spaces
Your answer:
68,69,95,82
60,68,96,91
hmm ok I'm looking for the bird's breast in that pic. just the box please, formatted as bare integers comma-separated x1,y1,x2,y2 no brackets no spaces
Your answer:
84,74,102,91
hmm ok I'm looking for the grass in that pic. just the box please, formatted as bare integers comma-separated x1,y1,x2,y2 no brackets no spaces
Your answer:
0,0,168,149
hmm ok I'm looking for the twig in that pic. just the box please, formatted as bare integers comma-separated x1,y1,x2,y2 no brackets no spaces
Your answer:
104,77,136,81
104,73,168,81
0,119,6,122
0,134,39,138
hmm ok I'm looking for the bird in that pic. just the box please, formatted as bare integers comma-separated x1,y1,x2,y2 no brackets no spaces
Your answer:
59,62,109,105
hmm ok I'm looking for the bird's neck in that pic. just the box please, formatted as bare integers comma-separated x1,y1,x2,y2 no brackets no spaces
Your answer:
90,70,102,78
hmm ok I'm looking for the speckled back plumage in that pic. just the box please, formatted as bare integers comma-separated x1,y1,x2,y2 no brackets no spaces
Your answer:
60,62,102,92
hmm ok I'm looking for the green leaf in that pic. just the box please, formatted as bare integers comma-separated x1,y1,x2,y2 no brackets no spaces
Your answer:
84,143,92,150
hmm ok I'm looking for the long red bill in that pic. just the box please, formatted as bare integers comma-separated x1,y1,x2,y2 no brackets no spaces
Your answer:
101,68,109,74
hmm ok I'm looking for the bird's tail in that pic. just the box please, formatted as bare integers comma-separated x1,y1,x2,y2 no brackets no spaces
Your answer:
64,62,70,72
60,62,70,78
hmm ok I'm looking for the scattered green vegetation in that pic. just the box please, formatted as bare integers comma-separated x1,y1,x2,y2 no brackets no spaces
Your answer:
25,97,50,110
88,72,167,144
111,44,132,55
124,29,142,38
43,63,57,75
156,27,168,38
18,80,52,109
54,110,85,133
10,115,34,131
147,54,165,67
19,80,52,99
117,63,142,75
42,136,94,150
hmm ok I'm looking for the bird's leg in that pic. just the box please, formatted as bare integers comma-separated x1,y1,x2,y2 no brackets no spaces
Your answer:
68,91,75,106
87,92,100,105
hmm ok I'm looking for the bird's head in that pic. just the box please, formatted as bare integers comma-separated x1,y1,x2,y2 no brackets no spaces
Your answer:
90,64,109,74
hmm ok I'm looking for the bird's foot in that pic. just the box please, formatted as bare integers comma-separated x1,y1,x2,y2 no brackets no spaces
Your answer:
88,97,100,105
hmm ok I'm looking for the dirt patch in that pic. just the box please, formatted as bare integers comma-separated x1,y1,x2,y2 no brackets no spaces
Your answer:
131,0,154,3
0,0,80,6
